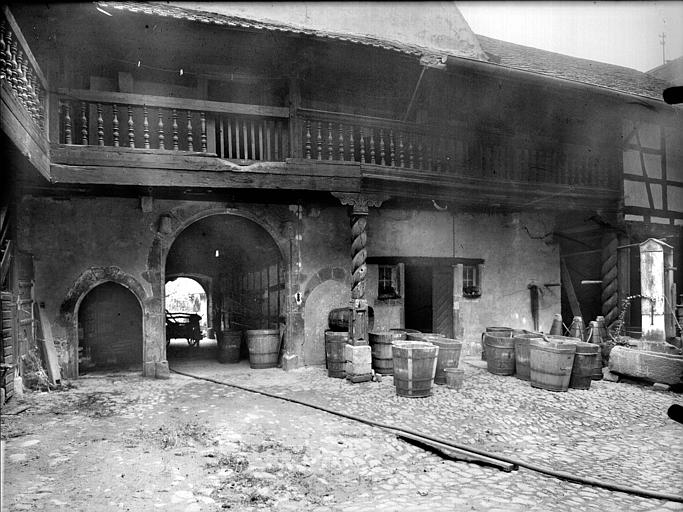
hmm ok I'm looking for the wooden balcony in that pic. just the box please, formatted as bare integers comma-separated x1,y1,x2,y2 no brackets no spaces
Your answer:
1,6,50,179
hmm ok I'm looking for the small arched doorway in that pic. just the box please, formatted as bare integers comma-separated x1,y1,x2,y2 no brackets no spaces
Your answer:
78,282,143,371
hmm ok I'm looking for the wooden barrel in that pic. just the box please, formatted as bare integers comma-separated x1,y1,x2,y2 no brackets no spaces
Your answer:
428,337,463,385
369,331,405,375
325,330,348,378
481,327,513,360
529,337,577,392
218,330,242,364
512,333,545,381
566,341,600,390
328,307,374,332
246,329,280,369
484,333,516,376
392,341,438,398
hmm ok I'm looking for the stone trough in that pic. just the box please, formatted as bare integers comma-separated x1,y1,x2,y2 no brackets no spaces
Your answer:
608,341,683,386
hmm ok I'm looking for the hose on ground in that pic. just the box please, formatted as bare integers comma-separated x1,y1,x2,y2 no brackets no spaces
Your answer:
170,367,683,504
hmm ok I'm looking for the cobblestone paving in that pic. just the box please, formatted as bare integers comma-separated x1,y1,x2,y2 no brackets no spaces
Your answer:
2,354,682,511
172,356,683,511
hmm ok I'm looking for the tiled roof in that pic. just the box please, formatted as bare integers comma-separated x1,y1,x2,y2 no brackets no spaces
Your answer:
98,1,670,102
475,35,670,102
98,1,429,57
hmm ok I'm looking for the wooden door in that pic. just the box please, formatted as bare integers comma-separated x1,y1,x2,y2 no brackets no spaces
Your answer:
79,282,142,366
432,266,454,338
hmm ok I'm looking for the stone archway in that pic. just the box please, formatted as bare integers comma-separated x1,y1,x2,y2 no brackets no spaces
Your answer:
147,204,292,368
60,266,148,378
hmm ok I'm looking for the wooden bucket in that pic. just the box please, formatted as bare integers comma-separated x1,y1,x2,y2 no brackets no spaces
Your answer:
484,333,516,376
218,330,242,364
567,341,600,390
512,333,545,381
369,331,406,375
530,337,577,392
481,327,513,360
246,329,280,369
444,367,465,390
325,330,348,378
428,337,463,385
392,341,438,398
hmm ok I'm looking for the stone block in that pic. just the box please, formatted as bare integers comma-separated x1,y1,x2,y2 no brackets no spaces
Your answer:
143,361,156,378
345,344,371,363
346,373,372,383
282,354,300,372
345,361,372,376
608,346,683,385
155,360,170,379
652,382,671,392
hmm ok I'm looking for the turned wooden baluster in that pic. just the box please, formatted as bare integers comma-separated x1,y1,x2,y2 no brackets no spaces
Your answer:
112,104,119,147
172,109,178,150
316,121,322,160
156,108,164,149
369,130,375,164
13,49,24,101
398,133,405,168
359,127,365,163
80,102,88,145
305,120,312,159
97,103,104,146
417,142,424,170
143,106,150,148
427,142,433,170
9,41,18,93
389,130,395,167
128,106,135,147
200,112,207,152
25,68,36,116
327,122,333,160
349,127,355,162
408,138,414,169
379,129,386,165
19,55,30,108
0,21,6,81
186,111,193,151
3,30,12,84
63,102,72,144
338,123,344,160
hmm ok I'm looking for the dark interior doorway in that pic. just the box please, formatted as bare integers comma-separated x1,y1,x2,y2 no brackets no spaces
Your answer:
404,265,433,332
78,282,142,371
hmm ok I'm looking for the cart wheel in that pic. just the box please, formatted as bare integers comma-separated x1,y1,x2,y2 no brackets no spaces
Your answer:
187,337,199,347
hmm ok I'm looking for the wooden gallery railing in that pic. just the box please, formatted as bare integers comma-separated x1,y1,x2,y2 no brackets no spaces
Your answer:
298,108,618,189
1,7,48,133
56,89,290,162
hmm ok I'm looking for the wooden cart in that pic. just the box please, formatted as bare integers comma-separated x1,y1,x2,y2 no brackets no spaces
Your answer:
165,310,202,347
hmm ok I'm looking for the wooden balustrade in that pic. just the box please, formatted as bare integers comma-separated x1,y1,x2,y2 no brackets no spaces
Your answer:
56,89,290,161
298,108,618,189
1,7,48,132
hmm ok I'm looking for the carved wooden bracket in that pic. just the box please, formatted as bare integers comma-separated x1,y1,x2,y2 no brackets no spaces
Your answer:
331,192,390,214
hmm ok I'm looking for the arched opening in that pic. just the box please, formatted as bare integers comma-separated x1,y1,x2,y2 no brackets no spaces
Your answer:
78,282,143,372
165,214,284,364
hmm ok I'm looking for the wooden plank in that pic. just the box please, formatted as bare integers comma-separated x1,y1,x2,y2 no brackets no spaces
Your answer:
561,259,582,318
36,307,61,385
58,88,290,118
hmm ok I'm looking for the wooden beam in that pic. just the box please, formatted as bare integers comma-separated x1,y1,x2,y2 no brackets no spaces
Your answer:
560,259,582,318
57,88,289,118
50,164,360,192
2,84,50,180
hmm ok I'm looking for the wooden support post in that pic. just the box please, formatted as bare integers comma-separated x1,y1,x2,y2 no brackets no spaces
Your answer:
453,263,463,340
561,258,582,319
288,76,301,158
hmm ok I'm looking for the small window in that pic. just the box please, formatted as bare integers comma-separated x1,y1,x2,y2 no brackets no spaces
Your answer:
463,264,481,298
378,265,401,300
